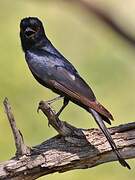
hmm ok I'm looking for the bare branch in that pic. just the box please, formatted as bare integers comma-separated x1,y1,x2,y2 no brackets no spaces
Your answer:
63,0,135,46
3,98,30,156
38,100,86,138
0,99,135,179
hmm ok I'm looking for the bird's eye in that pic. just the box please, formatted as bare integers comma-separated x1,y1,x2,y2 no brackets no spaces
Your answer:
24,27,36,38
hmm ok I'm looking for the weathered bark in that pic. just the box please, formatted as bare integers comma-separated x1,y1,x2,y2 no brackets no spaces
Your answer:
0,98,135,180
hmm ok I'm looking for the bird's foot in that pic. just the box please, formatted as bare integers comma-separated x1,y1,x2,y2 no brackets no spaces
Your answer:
46,95,64,105
48,121,51,127
55,112,60,120
37,104,40,113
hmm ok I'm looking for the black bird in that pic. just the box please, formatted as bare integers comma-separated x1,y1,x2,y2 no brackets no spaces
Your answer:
20,17,130,169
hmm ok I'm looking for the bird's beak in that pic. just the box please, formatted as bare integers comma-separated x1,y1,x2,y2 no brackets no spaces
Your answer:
24,27,36,38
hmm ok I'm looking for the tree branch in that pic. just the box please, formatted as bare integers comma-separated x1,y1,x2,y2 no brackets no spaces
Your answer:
3,98,30,157
0,99,135,180
63,0,135,46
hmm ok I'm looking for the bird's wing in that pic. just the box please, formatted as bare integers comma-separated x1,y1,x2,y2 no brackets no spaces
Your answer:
26,50,113,120
48,66,113,120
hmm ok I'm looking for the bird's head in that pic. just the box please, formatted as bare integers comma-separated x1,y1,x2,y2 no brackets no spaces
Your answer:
20,17,46,51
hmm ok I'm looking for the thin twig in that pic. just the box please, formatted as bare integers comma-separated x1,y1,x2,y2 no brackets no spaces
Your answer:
3,98,30,156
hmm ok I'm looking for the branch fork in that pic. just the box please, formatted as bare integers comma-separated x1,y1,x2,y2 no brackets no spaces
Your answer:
38,100,88,140
0,98,135,180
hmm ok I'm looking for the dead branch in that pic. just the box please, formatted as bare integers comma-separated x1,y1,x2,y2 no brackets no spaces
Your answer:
63,0,135,46
0,98,135,180
3,98,30,157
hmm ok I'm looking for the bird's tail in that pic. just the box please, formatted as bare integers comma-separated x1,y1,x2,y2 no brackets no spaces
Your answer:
89,108,130,169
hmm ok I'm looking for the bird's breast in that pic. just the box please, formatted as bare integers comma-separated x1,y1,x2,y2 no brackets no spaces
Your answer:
25,51,54,82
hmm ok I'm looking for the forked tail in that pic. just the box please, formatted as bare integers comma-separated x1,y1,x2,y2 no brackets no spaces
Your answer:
90,108,130,169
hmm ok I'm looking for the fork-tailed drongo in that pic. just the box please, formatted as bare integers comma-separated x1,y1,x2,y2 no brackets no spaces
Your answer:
20,17,130,169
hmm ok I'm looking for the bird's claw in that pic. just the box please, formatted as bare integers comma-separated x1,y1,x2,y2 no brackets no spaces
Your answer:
46,100,53,105
37,101,43,113
55,112,60,120
48,122,50,127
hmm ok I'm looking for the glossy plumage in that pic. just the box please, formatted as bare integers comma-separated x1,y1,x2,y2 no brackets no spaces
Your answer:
20,17,130,169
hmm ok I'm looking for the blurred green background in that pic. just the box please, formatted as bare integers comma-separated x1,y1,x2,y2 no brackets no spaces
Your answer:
0,0,135,179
